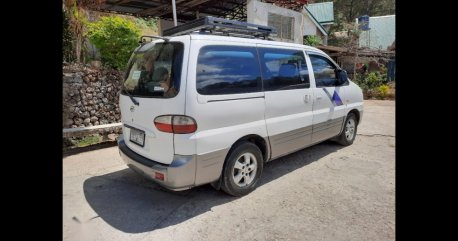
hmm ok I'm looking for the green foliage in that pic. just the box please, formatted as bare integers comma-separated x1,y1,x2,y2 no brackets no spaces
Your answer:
377,84,390,99
354,72,383,93
316,0,395,47
135,17,158,30
87,16,141,70
328,22,361,48
353,66,394,99
314,0,395,23
63,9,75,62
303,35,321,46
64,0,90,63
73,134,102,147
365,72,383,89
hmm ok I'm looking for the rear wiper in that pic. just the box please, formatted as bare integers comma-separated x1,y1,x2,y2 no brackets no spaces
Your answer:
139,35,170,46
123,88,139,106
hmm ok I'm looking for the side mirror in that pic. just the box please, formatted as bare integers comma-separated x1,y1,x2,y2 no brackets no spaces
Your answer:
336,69,348,86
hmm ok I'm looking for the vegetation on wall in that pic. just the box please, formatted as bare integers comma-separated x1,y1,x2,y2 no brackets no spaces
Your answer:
87,16,141,70
135,17,158,30
303,35,321,46
63,9,75,62
135,17,159,36
63,0,94,63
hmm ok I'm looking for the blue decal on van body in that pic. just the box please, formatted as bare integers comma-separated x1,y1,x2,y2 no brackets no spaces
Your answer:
323,88,344,106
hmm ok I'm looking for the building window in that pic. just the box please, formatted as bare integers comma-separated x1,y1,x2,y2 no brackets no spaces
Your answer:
268,13,294,40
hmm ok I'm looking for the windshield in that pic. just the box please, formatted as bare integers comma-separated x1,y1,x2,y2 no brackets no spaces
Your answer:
122,42,184,98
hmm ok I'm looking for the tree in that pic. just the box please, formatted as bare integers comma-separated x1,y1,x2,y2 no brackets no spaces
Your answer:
87,16,141,70
63,9,74,62
311,0,395,23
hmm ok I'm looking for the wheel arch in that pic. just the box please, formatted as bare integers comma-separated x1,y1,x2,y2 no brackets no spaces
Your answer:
348,109,360,125
228,134,269,163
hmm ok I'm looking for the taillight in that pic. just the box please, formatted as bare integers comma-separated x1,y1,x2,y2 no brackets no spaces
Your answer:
153,116,174,133
154,115,197,134
172,116,198,134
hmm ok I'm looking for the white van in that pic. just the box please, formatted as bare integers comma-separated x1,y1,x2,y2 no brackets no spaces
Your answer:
117,17,363,196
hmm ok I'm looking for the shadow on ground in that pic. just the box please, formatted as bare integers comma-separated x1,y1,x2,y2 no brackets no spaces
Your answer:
63,141,117,157
83,141,344,233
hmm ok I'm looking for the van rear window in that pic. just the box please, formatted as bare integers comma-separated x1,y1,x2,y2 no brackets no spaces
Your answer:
122,42,184,98
196,46,262,95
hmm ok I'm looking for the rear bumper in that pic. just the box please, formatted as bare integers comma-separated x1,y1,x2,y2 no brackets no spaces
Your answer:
117,135,196,191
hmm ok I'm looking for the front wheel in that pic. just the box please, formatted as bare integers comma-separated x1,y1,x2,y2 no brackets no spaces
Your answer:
336,113,358,146
221,142,263,197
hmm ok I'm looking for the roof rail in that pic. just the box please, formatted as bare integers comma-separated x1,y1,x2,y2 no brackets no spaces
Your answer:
163,16,277,40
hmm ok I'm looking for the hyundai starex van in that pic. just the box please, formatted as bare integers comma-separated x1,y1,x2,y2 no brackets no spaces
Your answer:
117,17,364,196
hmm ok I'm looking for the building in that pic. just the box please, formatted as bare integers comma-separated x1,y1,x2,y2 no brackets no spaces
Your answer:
357,15,395,50
247,0,333,45
304,1,334,32
87,0,334,45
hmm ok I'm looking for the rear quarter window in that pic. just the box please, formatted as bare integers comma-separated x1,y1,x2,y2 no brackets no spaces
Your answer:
196,46,262,95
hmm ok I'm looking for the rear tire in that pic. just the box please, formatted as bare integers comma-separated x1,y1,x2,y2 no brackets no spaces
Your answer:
336,113,358,146
221,142,263,197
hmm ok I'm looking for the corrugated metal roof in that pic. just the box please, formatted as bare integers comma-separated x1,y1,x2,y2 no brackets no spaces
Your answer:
303,6,328,36
358,15,395,50
305,2,334,24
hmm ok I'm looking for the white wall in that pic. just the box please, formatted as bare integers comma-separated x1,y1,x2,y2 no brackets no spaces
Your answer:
247,0,304,44
300,10,318,36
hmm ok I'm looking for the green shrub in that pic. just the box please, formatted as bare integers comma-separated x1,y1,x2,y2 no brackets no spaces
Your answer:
87,16,141,70
303,35,321,46
377,84,390,99
353,71,388,99
365,72,384,89
135,17,158,30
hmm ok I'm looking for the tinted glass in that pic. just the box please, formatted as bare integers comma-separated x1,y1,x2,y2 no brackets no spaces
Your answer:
309,54,338,87
122,42,184,98
258,48,309,91
196,46,262,95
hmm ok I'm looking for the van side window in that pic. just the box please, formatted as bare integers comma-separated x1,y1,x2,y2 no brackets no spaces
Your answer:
197,46,262,95
309,54,338,87
258,48,309,91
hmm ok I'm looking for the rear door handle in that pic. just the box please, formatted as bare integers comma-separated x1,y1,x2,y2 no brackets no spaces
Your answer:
316,96,323,100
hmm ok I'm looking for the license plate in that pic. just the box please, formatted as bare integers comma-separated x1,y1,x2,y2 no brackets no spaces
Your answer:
129,127,145,147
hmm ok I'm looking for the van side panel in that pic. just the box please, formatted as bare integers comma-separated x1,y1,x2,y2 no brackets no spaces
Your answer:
306,52,348,143
257,44,314,159
344,81,364,122
180,39,269,186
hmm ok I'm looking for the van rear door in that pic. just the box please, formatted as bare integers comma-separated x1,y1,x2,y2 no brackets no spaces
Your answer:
119,36,190,165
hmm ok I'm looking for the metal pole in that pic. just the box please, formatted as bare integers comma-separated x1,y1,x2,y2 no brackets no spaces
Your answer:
172,0,177,26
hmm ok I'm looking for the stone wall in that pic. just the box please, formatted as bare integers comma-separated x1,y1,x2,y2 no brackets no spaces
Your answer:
63,63,123,129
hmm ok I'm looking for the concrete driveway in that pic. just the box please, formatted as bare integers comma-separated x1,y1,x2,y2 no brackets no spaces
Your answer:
63,100,395,241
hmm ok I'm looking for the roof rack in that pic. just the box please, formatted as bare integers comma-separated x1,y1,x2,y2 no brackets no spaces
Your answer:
163,16,277,40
